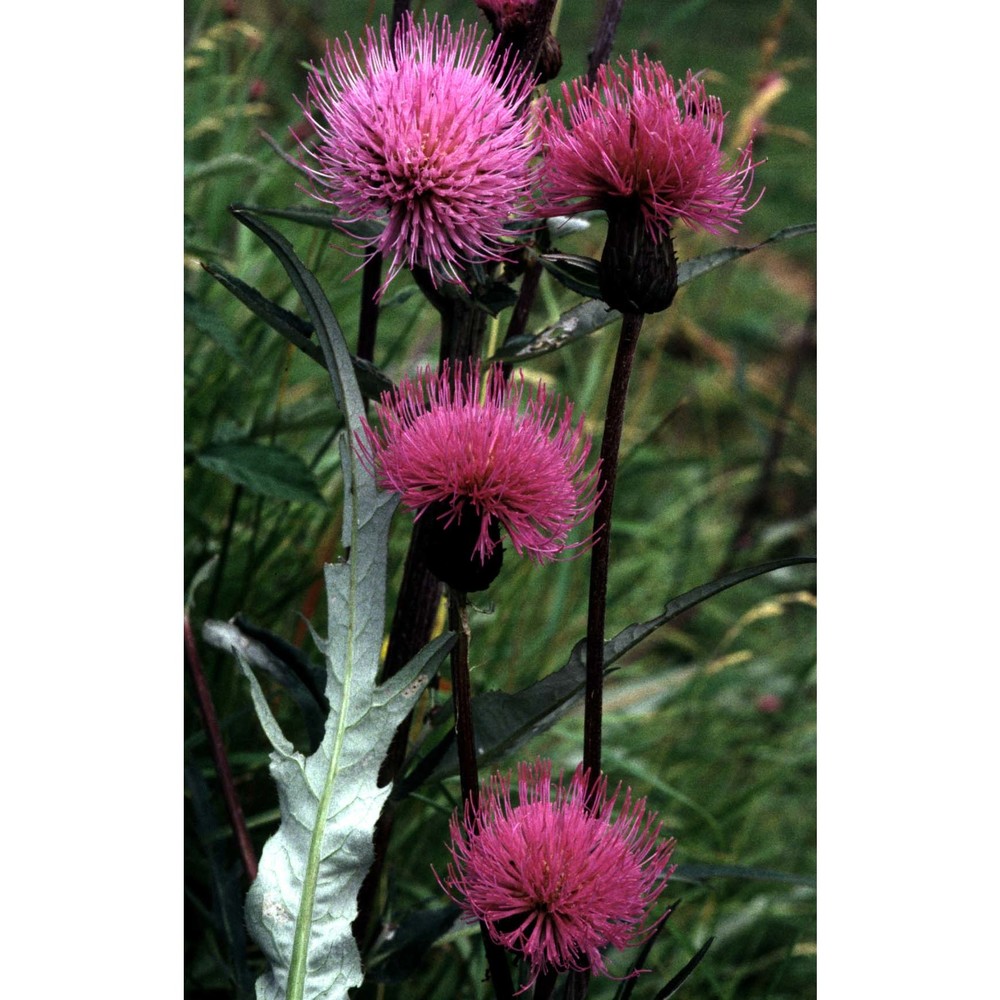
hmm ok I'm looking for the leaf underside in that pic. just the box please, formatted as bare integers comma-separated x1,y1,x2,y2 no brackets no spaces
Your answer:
226,207,455,1000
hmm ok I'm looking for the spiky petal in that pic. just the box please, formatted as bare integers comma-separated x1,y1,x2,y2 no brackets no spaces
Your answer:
298,13,538,292
356,363,600,572
440,760,676,991
537,56,760,239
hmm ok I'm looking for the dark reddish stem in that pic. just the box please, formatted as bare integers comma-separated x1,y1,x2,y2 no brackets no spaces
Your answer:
390,0,412,34
357,251,382,365
448,591,480,806
449,590,515,999
582,311,644,790
500,257,543,379
184,615,258,883
354,281,486,946
519,0,559,74
587,0,626,83
579,311,646,996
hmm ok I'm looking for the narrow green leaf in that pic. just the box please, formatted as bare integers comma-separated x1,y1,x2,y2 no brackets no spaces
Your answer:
202,261,318,355
196,441,326,505
608,555,816,659
539,252,603,298
185,152,261,184
671,863,815,888
652,937,715,1000
227,207,457,1000
675,223,816,287
185,554,219,616
234,201,385,240
366,905,462,983
229,205,366,476
202,261,393,399
489,224,817,364
428,556,815,779
616,902,677,1000
490,297,617,363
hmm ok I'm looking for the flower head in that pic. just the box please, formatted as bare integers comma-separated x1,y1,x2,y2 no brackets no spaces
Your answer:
356,363,600,591
536,56,759,239
440,760,676,991
298,14,538,293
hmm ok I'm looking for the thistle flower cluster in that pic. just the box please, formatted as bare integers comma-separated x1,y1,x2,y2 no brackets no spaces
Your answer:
299,13,537,293
441,760,676,991
293,19,756,990
299,16,757,306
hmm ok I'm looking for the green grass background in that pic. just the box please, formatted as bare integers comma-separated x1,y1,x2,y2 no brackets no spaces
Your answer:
184,1,816,997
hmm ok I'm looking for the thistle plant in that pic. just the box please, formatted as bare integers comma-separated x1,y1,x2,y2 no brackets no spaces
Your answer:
534,44,762,796
185,2,816,998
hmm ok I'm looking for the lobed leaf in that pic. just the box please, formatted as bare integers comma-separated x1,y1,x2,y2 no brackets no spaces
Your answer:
225,207,456,1000
202,617,328,754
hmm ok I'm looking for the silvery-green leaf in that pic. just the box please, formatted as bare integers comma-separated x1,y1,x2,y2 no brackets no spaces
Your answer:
227,207,455,1000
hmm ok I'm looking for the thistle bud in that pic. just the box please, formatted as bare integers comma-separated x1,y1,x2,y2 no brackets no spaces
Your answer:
421,500,504,593
599,204,678,315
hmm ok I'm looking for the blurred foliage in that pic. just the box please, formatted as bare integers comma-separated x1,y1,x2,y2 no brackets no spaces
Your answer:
185,0,816,997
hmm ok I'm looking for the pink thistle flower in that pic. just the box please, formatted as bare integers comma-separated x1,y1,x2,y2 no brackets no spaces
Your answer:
536,56,759,239
439,760,676,991
356,362,600,591
298,13,538,293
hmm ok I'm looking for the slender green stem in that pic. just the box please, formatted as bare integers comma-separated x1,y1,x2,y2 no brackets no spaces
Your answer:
583,311,645,789
718,307,816,575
